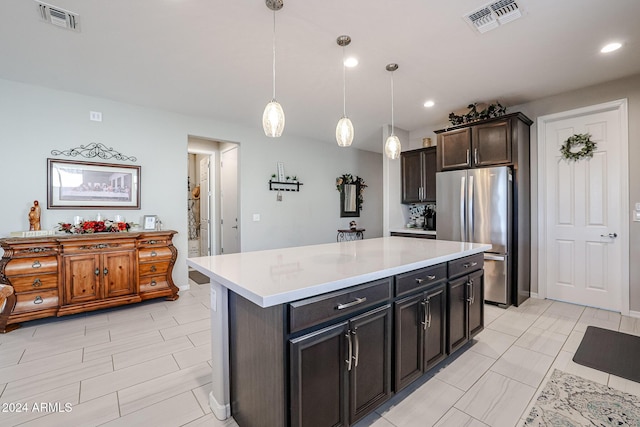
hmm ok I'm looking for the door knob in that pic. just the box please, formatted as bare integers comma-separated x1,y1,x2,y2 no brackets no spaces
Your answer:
600,233,618,238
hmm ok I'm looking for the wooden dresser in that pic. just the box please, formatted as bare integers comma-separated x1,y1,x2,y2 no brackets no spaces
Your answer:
0,230,179,333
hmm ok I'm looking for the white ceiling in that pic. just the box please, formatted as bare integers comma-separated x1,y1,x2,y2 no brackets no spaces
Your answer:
2,0,639,153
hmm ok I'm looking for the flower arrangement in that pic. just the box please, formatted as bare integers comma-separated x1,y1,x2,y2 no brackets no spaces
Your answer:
58,220,132,234
448,102,507,126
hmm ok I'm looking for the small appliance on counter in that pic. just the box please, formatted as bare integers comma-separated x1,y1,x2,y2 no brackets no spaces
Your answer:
423,206,436,230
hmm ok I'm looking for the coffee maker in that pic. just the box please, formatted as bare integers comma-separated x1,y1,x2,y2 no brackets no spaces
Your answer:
424,207,436,230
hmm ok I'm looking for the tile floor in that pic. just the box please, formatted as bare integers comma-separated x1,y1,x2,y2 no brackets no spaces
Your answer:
1,280,639,427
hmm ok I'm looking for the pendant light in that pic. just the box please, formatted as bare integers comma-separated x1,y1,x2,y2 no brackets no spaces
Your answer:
336,35,354,147
263,0,285,138
384,63,401,159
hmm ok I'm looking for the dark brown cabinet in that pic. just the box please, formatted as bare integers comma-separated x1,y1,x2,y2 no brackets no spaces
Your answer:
290,305,392,427
447,254,484,355
401,146,436,204
435,113,532,172
394,282,446,391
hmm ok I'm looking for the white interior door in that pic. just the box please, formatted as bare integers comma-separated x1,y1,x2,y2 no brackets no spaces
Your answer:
221,147,239,254
540,101,627,311
199,156,211,256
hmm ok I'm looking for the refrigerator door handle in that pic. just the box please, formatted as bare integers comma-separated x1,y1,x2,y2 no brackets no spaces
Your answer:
460,176,466,242
468,175,474,242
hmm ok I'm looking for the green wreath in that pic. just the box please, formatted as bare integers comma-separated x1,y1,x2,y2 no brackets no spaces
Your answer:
560,133,596,161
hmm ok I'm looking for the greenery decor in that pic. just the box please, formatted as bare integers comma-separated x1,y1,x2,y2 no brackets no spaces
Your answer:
336,174,367,210
58,220,132,234
448,102,507,126
560,133,596,161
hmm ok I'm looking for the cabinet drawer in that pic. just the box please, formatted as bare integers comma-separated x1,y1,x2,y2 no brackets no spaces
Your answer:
448,253,484,279
289,278,391,334
62,240,136,254
138,238,172,248
13,289,59,313
139,275,169,293
139,261,170,276
139,247,173,261
10,273,58,292
395,263,446,297
5,256,58,275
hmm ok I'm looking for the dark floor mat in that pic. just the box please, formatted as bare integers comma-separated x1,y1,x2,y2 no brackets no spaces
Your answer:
189,270,210,284
573,326,640,383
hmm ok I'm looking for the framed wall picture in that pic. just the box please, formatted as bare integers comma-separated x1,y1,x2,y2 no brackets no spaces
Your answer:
277,162,285,182
143,215,157,230
47,158,141,209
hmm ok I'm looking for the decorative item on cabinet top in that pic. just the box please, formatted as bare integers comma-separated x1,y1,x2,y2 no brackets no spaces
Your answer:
448,101,507,127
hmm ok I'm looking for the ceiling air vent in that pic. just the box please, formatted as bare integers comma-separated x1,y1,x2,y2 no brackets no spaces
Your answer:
465,0,523,34
35,1,80,32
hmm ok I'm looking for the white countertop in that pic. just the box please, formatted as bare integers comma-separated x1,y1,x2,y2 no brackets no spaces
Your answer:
187,237,490,308
389,228,437,236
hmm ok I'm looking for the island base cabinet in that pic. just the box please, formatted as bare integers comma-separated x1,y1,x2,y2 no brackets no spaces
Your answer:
448,269,484,355
394,283,447,392
290,305,392,427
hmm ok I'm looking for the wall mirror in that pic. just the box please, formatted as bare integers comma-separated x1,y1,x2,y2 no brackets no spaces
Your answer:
340,182,360,217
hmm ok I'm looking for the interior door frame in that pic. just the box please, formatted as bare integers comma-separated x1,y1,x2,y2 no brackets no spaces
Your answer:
536,99,629,315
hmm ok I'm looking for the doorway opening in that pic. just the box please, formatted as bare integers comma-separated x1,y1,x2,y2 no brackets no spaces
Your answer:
187,136,240,258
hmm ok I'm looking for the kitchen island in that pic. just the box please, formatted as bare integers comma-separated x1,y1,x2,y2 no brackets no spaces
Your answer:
187,237,490,427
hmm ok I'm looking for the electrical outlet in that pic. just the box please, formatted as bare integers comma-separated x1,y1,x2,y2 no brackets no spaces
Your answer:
89,111,102,122
253,214,261,222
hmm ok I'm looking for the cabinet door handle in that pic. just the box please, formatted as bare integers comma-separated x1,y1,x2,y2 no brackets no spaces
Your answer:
33,296,43,305
420,301,428,330
336,297,367,310
32,260,41,268
103,267,109,276
95,268,100,276
474,148,479,164
32,278,43,287
467,279,475,304
352,329,360,368
466,149,470,165
345,331,353,371
427,299,432,328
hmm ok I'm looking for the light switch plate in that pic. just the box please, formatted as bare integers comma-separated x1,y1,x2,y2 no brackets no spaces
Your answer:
253,213,260,222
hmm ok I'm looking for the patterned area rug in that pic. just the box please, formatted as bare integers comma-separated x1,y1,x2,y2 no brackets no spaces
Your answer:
525,369,640,426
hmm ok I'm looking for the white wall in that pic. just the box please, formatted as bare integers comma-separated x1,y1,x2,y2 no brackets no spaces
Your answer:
0,78,383,288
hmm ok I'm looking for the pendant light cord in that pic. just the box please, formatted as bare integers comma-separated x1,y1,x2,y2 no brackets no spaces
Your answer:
390,70,395,134
272,10,276,101
342,46,347,117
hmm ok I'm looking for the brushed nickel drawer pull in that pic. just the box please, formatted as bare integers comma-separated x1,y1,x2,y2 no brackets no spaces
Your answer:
415,278,424,284
427,275,436,280
463,261,478,269
336,297,367,310
150,279,157,287
32,260,41,268
150,265,157,272
151,251,157,257
33,296,43,305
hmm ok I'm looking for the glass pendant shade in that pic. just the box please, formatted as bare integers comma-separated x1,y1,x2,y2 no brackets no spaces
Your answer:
263,100,285,138
336,116,354,147
384,134,401,160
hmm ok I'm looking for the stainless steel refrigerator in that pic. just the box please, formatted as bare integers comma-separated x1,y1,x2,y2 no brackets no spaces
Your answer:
436,166,512,305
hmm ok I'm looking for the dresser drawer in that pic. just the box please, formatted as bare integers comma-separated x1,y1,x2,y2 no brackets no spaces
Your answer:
289,278,392,334
10,273,58,293
395,263,447,297
139,275,169,292
139,247,173,261
62,240,136,254
139,261,170,276
138,238,172,248
13,289,59,313
5,256,58,275
448,253,484,279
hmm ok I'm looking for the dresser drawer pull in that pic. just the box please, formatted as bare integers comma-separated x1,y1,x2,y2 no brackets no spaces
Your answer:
427,275,436,280
336,297,367,310
415,278,424,284
32,260,41,268
150,279,157,287
32,278,43,288
463,262,478,269
151,251,157,257
33,296,43,305
147,240,158,245
150,265,157,272
96,244,108,249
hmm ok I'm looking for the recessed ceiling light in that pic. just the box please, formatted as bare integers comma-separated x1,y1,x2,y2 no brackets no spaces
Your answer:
344,57,358,68
601,42,622,53
423,100,435,108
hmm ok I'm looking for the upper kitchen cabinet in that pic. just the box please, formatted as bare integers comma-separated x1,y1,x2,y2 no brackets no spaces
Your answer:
435,112,533,171
401,146,436,204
